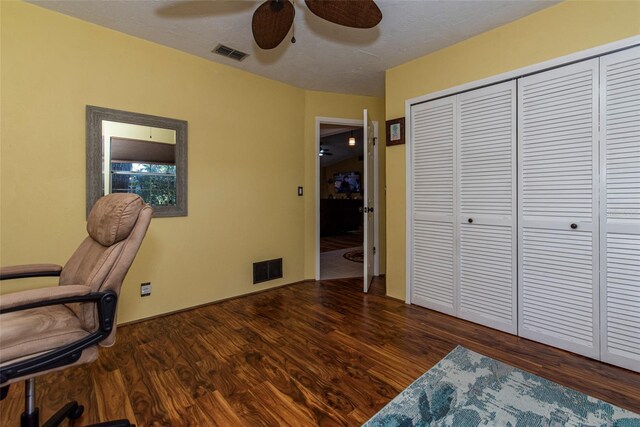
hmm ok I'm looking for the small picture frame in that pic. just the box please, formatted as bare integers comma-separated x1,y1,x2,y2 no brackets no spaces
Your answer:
386,117,405,146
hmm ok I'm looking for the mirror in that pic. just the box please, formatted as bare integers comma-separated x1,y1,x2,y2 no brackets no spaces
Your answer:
86,106,188,217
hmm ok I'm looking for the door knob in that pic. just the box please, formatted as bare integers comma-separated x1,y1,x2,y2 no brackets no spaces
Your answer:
571,223,578,229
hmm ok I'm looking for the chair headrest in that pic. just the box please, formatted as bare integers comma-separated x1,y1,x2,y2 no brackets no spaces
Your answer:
87,194,146,246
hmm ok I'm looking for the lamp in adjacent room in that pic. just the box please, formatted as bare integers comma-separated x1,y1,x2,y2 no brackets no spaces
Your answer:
348,131,356,146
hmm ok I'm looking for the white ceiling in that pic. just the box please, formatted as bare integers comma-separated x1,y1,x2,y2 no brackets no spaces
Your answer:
29,0,558,97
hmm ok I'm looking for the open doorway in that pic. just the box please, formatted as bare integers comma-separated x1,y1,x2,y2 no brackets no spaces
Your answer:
319,123,364,280
315,116,379,283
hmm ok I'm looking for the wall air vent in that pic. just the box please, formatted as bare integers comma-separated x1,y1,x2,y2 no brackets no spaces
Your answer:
253,258,283,284
213,44,249,62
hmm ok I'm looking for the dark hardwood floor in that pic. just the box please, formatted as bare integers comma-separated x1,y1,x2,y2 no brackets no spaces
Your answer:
320,232,363,253
1,277,638,426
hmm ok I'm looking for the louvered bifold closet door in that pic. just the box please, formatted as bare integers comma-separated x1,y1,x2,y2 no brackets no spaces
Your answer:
518,59,600,359
411,97,457,315
457,81,517,334
600,46,640,372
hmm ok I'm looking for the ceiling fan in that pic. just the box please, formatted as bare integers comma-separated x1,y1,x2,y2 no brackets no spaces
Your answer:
252,0,383,49
319,146,333,156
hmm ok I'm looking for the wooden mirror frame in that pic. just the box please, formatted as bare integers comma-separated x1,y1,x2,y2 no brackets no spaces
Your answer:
86,105,188,217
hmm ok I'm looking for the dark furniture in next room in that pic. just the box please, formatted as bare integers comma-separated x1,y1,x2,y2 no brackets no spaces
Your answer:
320,198,362,236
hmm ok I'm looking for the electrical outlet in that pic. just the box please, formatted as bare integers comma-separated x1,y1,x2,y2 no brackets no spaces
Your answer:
140,282,151,297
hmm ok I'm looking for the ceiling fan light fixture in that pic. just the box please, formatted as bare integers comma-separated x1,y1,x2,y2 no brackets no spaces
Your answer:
319,146,333,157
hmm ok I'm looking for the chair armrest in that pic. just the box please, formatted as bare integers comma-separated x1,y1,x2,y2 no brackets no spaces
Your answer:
0,264,63,280
0,289,118,385
0,285,90,311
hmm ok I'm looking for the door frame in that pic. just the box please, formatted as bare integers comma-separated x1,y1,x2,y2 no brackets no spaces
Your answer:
315,116,380,281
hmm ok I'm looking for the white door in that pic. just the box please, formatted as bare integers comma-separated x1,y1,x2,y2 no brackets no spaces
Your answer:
363,110,375,292
599,46,640,372
410,97,457,315
518,59,600,359
456,81,518,334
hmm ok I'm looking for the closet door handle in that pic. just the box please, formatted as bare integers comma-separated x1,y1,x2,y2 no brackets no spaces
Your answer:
570,223,578,229
468,218,473,224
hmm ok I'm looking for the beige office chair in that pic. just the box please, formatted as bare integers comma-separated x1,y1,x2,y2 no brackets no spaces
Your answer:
0,193,152,427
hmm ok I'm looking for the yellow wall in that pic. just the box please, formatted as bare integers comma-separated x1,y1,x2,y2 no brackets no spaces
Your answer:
385,1,640,300
303,91,386,279
1,1,306,323
0,1,388,323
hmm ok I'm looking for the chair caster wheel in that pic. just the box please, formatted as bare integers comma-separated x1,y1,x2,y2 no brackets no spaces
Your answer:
69,404,84,420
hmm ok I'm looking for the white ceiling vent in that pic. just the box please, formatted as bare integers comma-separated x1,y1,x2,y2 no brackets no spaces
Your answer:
212,44,249,62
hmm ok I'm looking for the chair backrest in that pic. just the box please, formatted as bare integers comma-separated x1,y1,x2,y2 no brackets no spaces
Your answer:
59,194,152,346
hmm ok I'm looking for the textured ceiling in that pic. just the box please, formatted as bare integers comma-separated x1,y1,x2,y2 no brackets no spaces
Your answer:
29,0,558,97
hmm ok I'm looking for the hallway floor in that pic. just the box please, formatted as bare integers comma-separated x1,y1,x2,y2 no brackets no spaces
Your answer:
320,246,363,280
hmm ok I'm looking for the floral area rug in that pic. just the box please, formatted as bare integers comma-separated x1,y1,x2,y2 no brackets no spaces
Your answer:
364,346,640,426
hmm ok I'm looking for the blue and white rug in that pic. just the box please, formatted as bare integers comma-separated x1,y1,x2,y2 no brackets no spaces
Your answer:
364,346,640,426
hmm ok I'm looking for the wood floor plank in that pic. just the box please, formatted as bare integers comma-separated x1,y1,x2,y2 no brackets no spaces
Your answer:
225,389,282,427
148,368,193,424
249,381,324,426
191,390,246,426
1,276,638,426
1,381,24,427
93,369,137,422
124,352,174,426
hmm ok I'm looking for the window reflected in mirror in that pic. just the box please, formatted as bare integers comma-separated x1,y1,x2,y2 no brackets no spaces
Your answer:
86,106,187,217
103,121,177,206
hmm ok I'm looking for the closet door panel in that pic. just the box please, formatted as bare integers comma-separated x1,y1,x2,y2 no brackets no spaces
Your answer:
521,228,595,347
459,224,515,330
600,46,640,372
413,219,455,311
457,81,517,333
518,59,600,358
411,97,457,315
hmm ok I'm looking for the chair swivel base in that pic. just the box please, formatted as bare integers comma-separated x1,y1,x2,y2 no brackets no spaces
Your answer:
21,401,134,427
21,403,133,427
18,379,134,427
21,401,83,427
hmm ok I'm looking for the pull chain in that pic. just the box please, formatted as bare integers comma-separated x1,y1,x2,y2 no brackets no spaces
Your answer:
291,0,296,44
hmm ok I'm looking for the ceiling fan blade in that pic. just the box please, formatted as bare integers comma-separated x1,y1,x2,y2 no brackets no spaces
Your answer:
304,0,382,29
252,0,295,49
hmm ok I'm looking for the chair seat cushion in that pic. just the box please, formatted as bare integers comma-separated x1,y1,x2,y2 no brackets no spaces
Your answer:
0,305,89,364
